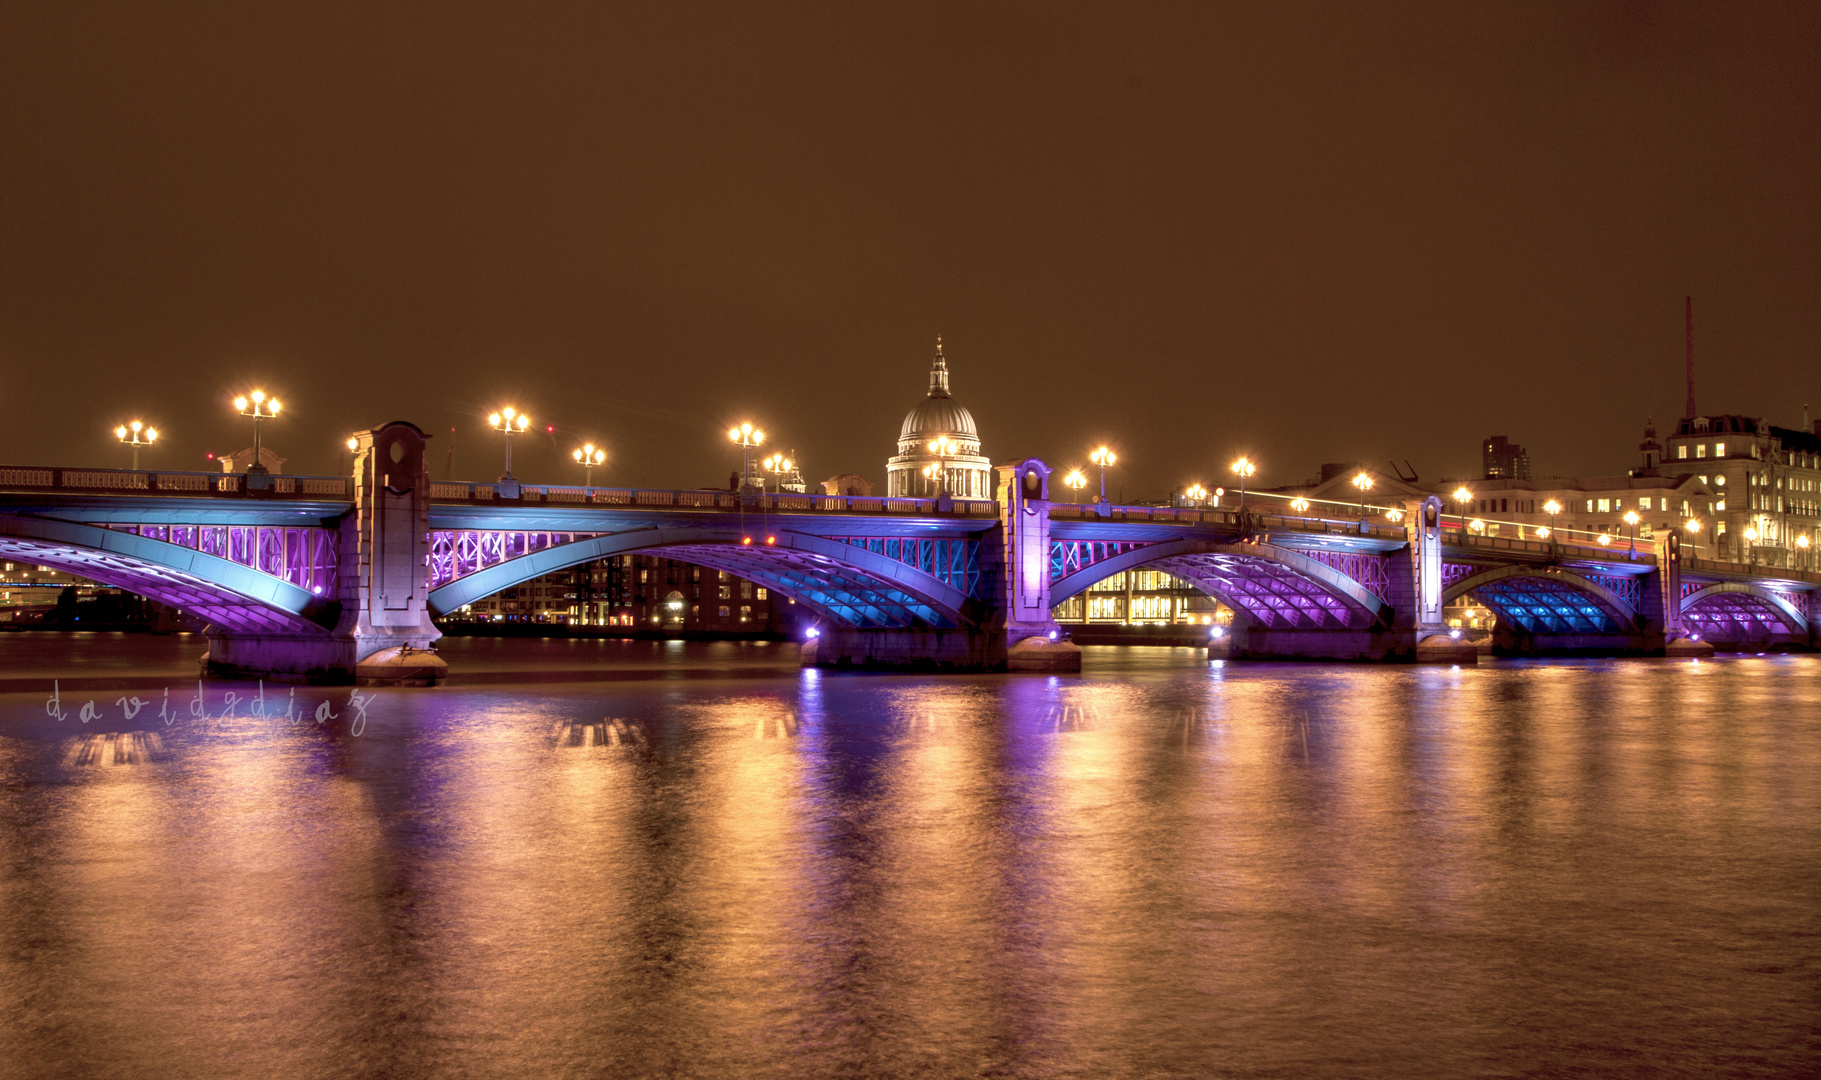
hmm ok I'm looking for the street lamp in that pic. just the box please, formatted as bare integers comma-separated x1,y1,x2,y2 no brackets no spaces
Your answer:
1453,486,1473,520
114,421,158,470
1623,509,1640,557
1232,457,1257,509
488,407,530,480
1090,446,1117,503
572,443,605,486
1290,496,1311,513
728,422,766,491
921,462,941,496
1352,472,1374,516
763,452,795,494
232,390,280,473
1542,499,1561,542
1063,469,1087,503
928,436,959,496
1185,483,1209,506
1744,525,1758,569
1798,533,1811,571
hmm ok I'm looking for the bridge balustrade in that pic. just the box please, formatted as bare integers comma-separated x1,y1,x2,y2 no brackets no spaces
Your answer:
425,482,998,516
0,466,353,499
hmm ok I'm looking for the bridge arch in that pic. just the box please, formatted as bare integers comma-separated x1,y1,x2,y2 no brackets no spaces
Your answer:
1443,565,1635,634
1050,539,1391,630
1680,582,1807,636
425,527,976,630
0,516,337,635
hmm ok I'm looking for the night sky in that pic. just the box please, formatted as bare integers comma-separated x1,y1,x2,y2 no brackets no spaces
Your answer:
3,3,1816,498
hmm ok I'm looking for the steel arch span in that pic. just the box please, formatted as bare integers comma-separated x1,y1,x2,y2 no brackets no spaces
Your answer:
1443,565,1636,634
1049,539,1392,630
0,516,338,635
1680,582,1808,637
424,527,977,630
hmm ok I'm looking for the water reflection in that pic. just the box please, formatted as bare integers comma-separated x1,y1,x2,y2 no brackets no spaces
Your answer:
0,647,1815,1078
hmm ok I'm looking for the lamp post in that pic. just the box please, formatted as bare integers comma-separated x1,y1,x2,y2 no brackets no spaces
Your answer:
1090,446,1116,503
1798,533,1811,571
1453,486,1473,523
1623,510,1640,558
1352,472,1374,517
927,436,959,496
1290,496,1311,514
572,443,605,487
1185,483,1208,507
763,452,794,494
114,421,158,470
1063,469,1087,503
232,390,280,473
488,407,530,480
728,422,765,492
1744,526,1758,570
1684,518,1702,559
1542,499,1561,543
1232,457,1257,509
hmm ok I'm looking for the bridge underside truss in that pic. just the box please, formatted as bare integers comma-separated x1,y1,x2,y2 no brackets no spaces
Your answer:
1051,541,1151,583
0,530,332,636
108,524,339,596
431,530,596,590
1471,576,1620,634
1680,583,1809,642
660,545,956,629
425,528,971,630
1148,552,1370,630
834,536,982,599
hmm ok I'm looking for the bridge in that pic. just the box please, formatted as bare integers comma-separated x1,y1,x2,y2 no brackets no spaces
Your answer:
3,422,1814,683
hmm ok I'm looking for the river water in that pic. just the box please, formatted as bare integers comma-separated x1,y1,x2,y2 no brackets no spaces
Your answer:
1,635,1816,1078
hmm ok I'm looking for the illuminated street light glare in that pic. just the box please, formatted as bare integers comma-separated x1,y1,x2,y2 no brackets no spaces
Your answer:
1231,456,1256,508
115,420,159,469
489,406,531,480
233,389,281,473
1453,486,1472,504
1089,446,1116,502
729,422,767,491
1062,469,1087,504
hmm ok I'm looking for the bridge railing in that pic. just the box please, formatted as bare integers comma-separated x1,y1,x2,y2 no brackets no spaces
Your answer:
1050,502,1409,541
1684,556,1821,586
0,466,353,499
1440,527,1660,567
427,482,1001,517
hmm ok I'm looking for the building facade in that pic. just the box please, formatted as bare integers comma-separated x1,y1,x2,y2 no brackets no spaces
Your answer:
1482,436,1531,480
1655,414,1821,567
447,553,791,633
886,339,994,499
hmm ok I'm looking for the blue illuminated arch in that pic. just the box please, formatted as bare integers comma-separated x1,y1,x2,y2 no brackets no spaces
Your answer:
425,527,975,629
0,516,337,635
1444,565,1634,634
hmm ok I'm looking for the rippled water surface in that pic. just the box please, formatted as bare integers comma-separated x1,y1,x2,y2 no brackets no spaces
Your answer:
1,638,1817,1078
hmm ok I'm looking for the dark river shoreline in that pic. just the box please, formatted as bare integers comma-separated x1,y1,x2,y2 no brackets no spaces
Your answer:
1,635,1816,1078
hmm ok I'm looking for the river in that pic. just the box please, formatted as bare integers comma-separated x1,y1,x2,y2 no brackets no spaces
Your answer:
1,634,1816,1078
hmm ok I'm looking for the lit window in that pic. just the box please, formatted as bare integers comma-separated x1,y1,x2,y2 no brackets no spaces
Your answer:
1696,444,1707,458
719,605,730,617
1677,445,1687,460
1597,498,1610,512
719,585,731,599
755,588,768,600
740,605,751,622
1639,497,1652,510
1714,442,1725,457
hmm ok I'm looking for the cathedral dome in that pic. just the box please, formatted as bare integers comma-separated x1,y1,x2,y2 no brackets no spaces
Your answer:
900,396,978,440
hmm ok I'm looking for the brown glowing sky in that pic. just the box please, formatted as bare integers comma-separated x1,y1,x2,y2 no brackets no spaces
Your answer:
2,3,1817,496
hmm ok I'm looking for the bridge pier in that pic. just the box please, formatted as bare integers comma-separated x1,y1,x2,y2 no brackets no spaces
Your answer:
800,458,1080,673
200,422,447,686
